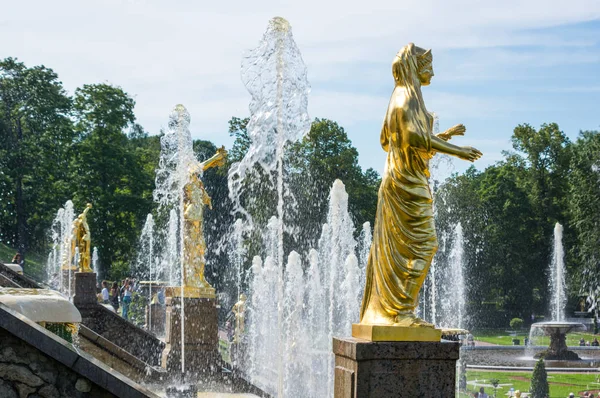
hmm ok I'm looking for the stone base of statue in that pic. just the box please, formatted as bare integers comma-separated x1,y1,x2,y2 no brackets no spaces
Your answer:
73,272,97,307
352,323,442,342
333,336,459,397
163,293,221,379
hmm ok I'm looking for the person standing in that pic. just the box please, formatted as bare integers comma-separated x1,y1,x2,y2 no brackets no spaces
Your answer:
479,387,488,398
110,282,120,312
121,279,132,320
100,281,109,304
11,252,23,265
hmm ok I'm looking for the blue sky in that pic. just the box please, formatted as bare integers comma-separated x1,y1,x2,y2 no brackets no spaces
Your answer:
1,0,599,178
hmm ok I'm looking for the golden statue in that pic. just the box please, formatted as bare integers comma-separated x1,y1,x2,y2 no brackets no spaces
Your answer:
231,293,247,343
354,44,482,341
180,146,227,298
62,203,93,273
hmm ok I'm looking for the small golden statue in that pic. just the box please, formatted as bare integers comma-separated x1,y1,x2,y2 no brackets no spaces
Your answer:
355,44,482,341
231,293,247,343
180,147,227,298
62,203,93,273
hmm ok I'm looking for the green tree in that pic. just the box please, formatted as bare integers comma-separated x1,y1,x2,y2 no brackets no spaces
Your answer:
70,84,152,280
227,116,250,163
530,358,549,398
568,130,600,309
0,58,73,266
288,118,379,247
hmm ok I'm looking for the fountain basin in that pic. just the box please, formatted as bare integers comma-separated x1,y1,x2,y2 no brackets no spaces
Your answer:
530,321,586,360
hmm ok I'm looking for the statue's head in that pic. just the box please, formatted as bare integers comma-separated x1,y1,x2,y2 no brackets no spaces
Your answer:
392,43,433,87
240,293,247,301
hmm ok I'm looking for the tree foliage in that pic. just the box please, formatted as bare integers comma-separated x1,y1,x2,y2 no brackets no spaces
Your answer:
0,58,73,267
530,358,549,398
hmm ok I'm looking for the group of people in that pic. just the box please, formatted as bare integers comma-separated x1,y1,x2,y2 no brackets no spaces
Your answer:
570,392,600,398
579,337,600,346
472,387,491,397
99,278,135,320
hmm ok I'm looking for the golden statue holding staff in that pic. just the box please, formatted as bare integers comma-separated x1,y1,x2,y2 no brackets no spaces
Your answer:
354,44,482,341
180,146,227,298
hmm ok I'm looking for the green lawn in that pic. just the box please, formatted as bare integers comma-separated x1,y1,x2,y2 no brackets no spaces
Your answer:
460,370,600,397
0,242,46,280
474,329,598,347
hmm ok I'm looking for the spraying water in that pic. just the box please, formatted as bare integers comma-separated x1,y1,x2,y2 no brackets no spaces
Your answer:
92,247,98,273
153,104,200,373
437,223,466,329
244,180,363,397
138,214,155,329
550,222,566,322
227,16,310,397
46,200,75,297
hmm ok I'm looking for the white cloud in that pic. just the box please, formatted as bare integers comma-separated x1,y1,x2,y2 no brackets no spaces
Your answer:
1,0,599,168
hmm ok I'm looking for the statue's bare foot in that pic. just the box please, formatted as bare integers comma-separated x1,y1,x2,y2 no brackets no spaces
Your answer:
410,317,435,328
394,313,435,328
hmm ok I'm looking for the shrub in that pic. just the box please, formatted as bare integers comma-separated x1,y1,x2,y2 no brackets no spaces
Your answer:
510,317,524,330
530,358,549,398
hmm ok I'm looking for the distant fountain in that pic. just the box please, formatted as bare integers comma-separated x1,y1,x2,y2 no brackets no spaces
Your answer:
549,222,566,322
438,223,466,329
418,223,466,331
529,222,585,360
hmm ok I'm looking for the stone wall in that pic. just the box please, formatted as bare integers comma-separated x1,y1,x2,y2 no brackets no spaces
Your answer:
0,262,40,289
0,303,159,398
78,325,167,383
78,304,165,366
0,329,117,397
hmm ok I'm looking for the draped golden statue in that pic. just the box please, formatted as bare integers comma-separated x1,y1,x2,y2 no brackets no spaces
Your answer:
355,44,482,341
179,146,227,298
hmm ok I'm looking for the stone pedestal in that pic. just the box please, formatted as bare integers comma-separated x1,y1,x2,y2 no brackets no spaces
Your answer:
333,337,459,398
163,296,221,378
73,272,97,307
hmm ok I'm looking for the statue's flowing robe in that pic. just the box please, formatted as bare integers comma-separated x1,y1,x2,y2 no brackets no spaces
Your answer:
360,96,438,321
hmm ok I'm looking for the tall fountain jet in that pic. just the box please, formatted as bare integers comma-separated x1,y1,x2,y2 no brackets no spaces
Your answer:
228,16,310,397
438,223,466,329
47,200,75,295
550,222,566,322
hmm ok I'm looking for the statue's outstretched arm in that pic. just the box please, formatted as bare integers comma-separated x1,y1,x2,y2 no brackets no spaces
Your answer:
195,146,228,173
431,135,482,162
436,124,466,142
